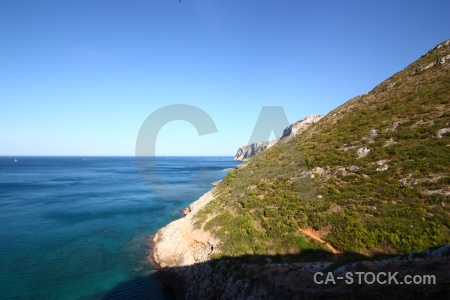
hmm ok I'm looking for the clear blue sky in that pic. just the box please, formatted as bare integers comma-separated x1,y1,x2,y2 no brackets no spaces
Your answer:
1,0,449,156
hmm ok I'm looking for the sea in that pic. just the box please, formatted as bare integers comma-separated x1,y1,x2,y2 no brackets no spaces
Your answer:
0,156,240,300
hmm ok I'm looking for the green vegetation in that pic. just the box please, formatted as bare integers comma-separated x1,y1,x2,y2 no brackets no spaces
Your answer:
194,40,450,259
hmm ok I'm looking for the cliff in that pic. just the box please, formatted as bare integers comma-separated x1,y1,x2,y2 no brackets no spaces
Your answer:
234,139,277,161
234,114,323,161
280,114,323,141
152,189,219,268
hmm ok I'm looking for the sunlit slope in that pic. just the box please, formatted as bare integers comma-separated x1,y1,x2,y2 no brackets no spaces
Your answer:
195,39,450,257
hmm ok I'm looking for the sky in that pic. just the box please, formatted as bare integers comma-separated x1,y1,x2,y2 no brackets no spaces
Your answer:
1,0,449,156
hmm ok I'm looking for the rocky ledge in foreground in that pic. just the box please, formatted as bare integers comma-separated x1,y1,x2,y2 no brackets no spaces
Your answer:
156,244,450,299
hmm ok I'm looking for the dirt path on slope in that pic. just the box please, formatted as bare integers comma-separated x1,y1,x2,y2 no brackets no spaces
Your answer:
299,228,341,255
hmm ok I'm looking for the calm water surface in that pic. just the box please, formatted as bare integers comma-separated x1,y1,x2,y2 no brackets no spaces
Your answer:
0,156,239,300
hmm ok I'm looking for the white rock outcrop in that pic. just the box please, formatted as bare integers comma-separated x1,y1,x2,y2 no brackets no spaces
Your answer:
281,114,323,140
234,114,323,161
357,147,370,158
234,139,278,161
437,128,450,138
152,189,218,268
413,39,450,74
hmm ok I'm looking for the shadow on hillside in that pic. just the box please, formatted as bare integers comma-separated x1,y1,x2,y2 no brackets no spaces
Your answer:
100,246,450,299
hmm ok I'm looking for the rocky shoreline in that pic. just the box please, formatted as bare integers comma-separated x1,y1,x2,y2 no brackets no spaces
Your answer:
151,188,219,268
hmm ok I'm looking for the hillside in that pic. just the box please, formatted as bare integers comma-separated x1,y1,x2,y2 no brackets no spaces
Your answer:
191,39,450,258
152,39,450,298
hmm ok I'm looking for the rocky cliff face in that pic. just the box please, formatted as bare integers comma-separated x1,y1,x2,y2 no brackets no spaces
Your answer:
281,114,323,141
152,189,219,268
234,139,278,161
234,114,323,161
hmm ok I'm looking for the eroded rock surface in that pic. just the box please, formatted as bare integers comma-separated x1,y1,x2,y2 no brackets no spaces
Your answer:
234,114,323,161
152,189,218,268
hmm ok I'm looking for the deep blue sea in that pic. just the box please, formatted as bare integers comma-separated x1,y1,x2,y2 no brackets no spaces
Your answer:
0,156,239,300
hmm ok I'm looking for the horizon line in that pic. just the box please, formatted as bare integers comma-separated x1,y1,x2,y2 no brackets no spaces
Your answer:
0,155,235,157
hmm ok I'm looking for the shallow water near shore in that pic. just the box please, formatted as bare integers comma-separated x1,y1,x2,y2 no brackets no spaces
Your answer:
0,156,239,300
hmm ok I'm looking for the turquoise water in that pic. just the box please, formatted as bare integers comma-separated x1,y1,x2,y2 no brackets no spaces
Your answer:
0,156,239,299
